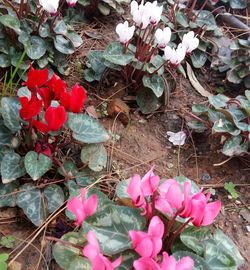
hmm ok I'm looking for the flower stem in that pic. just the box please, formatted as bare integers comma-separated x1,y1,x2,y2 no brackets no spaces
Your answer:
19,0,24,19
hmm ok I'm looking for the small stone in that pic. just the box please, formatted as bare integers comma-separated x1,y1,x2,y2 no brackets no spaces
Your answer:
201,173,211,182
228,195,233,200
235,200,241,205
166,162,174,169
139,119,147,124
246,226,250,233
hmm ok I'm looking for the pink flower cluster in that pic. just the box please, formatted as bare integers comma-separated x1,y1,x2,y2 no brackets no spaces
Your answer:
67,188,122,270
127,168,221,227
129,216,194,270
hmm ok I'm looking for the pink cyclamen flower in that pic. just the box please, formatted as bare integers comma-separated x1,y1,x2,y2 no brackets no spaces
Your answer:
83,231,122,270
160,252,194,270
134,257,160,270
155,179,183,215
145,1,163,26
129,216,164,258
67,188,98,226
127,167,160,215
66,0,78,7
130,0,150,29
180,181,221,226
116,21,135,45
39,0,59,15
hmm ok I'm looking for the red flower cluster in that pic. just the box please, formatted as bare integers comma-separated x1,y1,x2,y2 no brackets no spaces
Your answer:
19,65,87,133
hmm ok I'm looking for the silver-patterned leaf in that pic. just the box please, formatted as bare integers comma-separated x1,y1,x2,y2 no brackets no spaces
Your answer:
24,151,52,181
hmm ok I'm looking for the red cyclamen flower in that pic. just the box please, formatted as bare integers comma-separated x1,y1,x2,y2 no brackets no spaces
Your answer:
24,64,48,91
60,83,87,113
83,231,122,270
67,188,98,226
19,95,43,121
32,105,67,133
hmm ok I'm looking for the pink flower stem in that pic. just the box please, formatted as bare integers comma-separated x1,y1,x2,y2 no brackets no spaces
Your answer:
188,0,198,18
193,0,209,21
25,0,29,17
164,207,184,239
3,0,20,18
165,217,193,252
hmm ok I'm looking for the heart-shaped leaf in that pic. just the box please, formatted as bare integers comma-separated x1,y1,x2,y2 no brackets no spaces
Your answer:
67,113,109,143
0,15,20,32
53,232,89,270
17,183,65,226
1,97,21,132
136,88,161,114
0,120,13,146
54,35,75,55
80,144,107,172
142,74,164,98
1,152,26,183
0,182,20,207
222,135,248,156
24,151,52,181
83,204,146,255
103,42,134,66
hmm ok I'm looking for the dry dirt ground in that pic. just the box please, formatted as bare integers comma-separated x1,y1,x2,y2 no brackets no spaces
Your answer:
1,10,250,270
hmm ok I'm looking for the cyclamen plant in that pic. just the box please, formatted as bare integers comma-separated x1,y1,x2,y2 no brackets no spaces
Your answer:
0,0,82,75
84,0,199,114
0,65,109,226
54,167,239,270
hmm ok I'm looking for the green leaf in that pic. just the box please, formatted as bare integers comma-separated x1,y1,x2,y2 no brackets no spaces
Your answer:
103,42,134,66
67,113,109,143
175,11,189,27
0,236,16,249
87,51,106,76
17,183,64,226
224,182,239,199
230,0,247,9
54,35,75,54
44,184,65,213
0,54,11,68
191,50,207,68
81,144,107,172
1,97,21,132
116,251,138,270
142,74,164,98
16,183,45,226
116,179,130,199
53,232,89,270
213,119,240,136
187,121,207,132
24,151,52,181
194,10,217,31
98,3,111,15
26,36,47,60
174,176,200,194
222,135,248,156
0,121,13,146
83,205,146,255
192,104,208,114
211,229,244,266
0,15,20,32
136,88,161,114
1,153,26,183
66,32,83,48
0,182,19,207
173,251,211,270
0,253,8,270
208,94,230,109
245,90,250,102
180,227,210,256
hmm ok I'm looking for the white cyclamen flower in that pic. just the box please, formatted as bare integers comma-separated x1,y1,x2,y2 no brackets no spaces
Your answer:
182,31,199,54
66,0,78,7
155,27,171,48
130,0,150,29
39,0,59,15
166,131,186,146
163,44,186,66
145,1,163,26
116,21,135,45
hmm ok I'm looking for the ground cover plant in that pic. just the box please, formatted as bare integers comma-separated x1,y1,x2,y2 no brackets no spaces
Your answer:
0,0,82,75
0,0,249,269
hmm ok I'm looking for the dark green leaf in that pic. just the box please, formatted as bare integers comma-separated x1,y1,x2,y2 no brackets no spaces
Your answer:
136,88,161,114
142,75,164,98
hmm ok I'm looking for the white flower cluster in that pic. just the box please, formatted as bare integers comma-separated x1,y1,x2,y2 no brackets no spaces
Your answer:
39,0,78,15
115,0,199,66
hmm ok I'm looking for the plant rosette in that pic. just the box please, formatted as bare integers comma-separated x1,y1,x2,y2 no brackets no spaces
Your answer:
83,0,201,114
0,65,109,226
52,168,244,270
0,0,83,76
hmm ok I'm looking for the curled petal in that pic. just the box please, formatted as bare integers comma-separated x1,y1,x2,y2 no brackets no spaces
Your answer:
201,201,221,226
